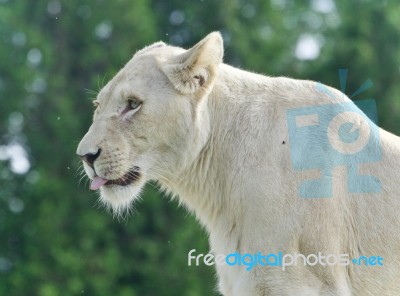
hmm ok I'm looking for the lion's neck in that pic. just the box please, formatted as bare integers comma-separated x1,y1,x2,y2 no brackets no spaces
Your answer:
161,65,275,250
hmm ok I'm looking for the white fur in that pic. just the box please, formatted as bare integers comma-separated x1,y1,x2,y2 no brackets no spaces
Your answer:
77,32,400,295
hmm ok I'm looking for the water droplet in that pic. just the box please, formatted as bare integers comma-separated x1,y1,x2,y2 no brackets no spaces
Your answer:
95,21,113,40
12,32,26,47
9,112,24,127
7,144,30,175
271,0,287,10
26,77,47,94
26,171,40,184
169,34,183,46
259,26,273,40
8,112,24,134
169,10,185,26
47,0,62,16
242,4,256,19
9,197,24,213
302,11,323,29
0,257,12,272
294,34,321,60
311,0,336,14
0,146,8,161
27,48,42,67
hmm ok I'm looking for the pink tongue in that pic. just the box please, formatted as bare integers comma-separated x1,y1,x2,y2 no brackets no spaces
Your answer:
90,176,108,190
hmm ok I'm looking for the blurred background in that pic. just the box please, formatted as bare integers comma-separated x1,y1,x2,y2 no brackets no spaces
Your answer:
1,0,399,295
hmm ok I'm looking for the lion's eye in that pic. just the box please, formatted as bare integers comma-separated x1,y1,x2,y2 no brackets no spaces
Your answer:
128,98,141,110
122,97,142,117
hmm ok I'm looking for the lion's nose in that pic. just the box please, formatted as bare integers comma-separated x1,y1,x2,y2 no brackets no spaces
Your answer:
78,148,101,168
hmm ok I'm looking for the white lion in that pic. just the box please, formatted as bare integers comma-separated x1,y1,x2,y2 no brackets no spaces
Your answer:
77,32,400,295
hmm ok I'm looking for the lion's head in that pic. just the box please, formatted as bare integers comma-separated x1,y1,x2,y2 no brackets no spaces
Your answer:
76,32,223,215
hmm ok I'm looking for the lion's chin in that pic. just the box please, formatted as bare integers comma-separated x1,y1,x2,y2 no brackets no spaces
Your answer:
98,178,146,217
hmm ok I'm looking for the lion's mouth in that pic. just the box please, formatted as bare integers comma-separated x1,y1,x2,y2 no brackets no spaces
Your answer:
90,167,141,190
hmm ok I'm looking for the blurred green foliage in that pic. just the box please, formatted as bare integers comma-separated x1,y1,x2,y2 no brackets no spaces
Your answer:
0,0,399,295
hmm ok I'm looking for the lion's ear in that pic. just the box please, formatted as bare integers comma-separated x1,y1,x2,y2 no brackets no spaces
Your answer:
161,32,223,95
